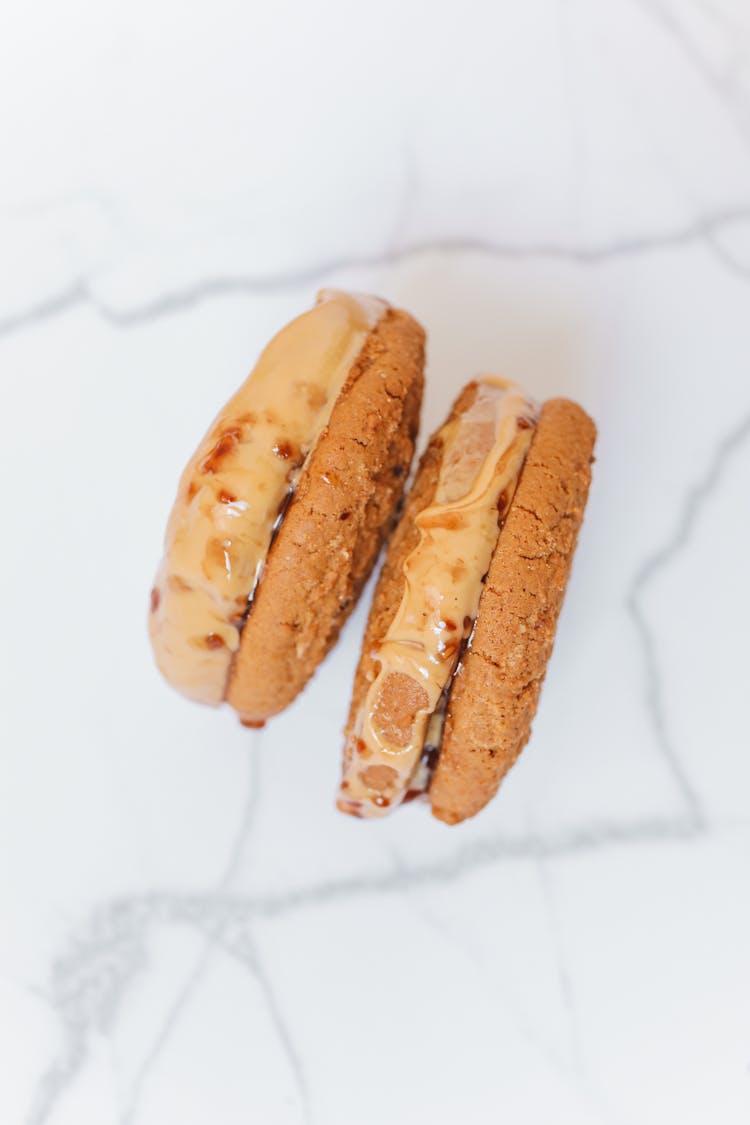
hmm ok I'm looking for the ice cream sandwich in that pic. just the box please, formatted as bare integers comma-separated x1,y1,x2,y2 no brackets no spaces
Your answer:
149,290,425,723
338,380,596,823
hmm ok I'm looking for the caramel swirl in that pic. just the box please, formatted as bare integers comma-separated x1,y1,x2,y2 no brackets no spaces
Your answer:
338,378,538,817
149,290,387,704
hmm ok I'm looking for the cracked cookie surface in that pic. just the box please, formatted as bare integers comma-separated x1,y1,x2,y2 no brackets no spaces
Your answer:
227,308,425,721
429,398,596,823
341,393,595,824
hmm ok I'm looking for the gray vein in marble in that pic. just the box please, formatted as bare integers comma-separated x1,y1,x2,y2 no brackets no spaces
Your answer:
25,819,698,1124
625,407,750,829
4,205,750,342
120,734,266,1125
630,0,750,145
26,909,148,1125
53,819,704,941
535,858,583,1077
217,928,311,1125
532,860,622,1125
387,841,489,965
405,886,589,1087
398,870,587,1083
0,281,89,341
690,0,750,37
708,234,750,280
119,944,214,1125
27,735,265,1125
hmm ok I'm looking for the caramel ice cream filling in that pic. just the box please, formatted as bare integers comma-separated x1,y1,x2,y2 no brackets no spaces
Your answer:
338,378,538,818
149,290,387,705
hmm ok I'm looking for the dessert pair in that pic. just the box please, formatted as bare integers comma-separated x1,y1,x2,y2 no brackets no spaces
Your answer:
149,291,596,823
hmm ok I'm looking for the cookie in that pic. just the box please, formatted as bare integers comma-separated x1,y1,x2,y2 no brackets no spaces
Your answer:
227,304,425,720
149,290,425,722
338,382,595,824
429,397,596,823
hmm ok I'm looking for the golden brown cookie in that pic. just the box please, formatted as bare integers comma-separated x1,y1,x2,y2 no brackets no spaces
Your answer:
338,384,595,824
227,307,425,720
429,398,596,823
149,291,425,722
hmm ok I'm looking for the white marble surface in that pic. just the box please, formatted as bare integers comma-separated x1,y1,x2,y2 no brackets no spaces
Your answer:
2,1,750,1122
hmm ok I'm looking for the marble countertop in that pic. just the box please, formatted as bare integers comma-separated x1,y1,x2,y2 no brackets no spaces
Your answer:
2,1,750,1122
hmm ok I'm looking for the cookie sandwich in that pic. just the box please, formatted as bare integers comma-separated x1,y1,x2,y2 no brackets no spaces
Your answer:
149,290,425,723
338,380,596,823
